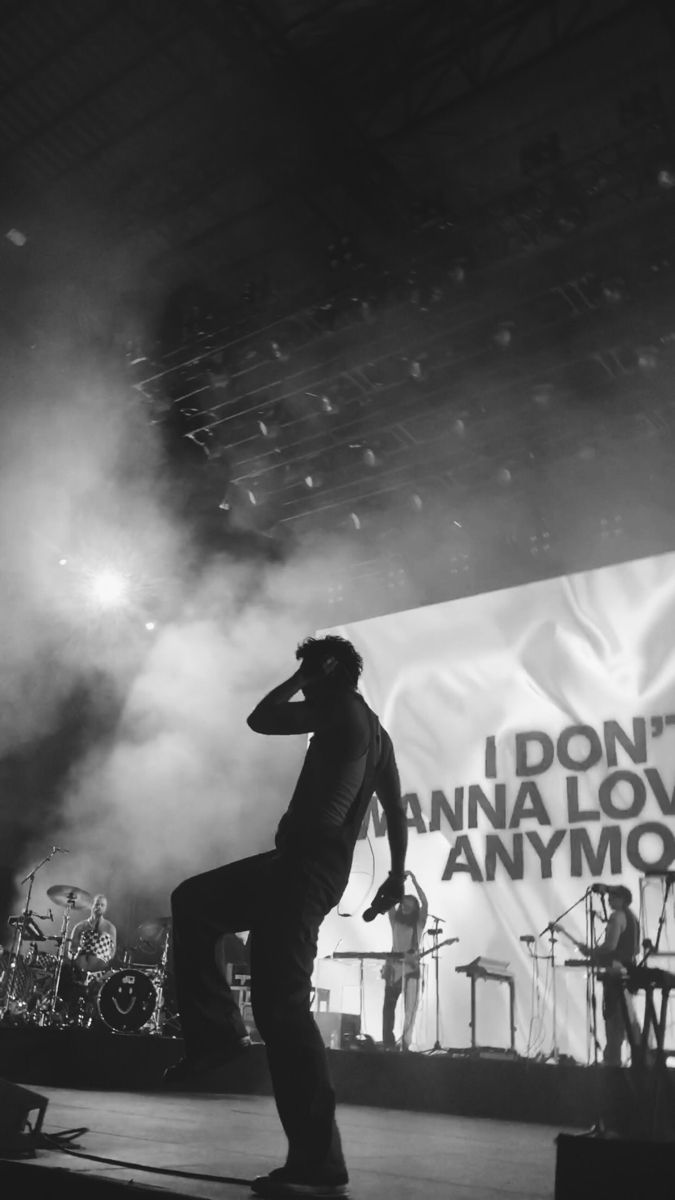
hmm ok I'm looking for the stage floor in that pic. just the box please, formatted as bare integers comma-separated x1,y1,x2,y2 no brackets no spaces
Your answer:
0,1023,646,1132
1,1085,562,1199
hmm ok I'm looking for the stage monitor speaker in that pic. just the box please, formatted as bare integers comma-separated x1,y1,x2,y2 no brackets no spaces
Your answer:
555,1132,675,1200
0,1078,49,1158
315,1011,360,1049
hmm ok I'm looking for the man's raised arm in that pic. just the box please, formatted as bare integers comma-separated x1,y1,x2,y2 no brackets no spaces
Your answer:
246,658,339,735
367,742,408,914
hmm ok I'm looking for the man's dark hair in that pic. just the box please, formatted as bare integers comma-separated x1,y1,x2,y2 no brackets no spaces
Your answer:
296,634,363,688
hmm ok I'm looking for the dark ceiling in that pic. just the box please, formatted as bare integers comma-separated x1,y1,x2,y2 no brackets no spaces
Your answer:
3,0,675,610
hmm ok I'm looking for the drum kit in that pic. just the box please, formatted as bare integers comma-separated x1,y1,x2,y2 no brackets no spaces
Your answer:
1,871,176,1037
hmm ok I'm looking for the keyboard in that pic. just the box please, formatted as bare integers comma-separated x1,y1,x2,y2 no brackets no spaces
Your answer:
332,951,405,960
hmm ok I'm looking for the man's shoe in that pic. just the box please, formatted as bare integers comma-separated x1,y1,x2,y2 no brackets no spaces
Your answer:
161,1036,251,1089
251,1166,349,1198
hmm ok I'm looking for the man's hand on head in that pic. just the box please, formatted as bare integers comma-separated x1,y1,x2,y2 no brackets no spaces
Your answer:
295,656,339,689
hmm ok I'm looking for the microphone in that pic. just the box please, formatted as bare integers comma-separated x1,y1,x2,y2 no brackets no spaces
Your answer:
362,894,390,922
51,846,70,854
590,883,622,894
519,935,535,943
643,869,675,881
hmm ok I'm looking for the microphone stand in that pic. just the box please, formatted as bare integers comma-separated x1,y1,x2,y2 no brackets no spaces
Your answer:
1,848,56,1021
426,915,445,1053
539,890,588,1065
647,875,673,958
586,897,604,1067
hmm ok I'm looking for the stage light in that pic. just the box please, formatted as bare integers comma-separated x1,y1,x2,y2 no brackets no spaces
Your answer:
219,480,265,512
493,323,514,349
304,471,324,490
657,165,675,189
496,467,513,485
637,345,659,371
348,443,379,468
58,557,68,566
305,391,339,416
5,228,27,246
601,277,626,304
452,418,466,436
532,384,554,408
88,568,129,608
257,415,281,439
600,515,623,539
270,340,288,362
144,620,157,632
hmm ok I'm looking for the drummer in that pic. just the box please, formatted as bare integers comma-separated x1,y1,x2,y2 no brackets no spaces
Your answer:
69,893,117,985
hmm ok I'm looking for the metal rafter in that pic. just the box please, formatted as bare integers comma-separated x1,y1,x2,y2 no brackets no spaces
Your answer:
372,0,645,139
0,1,114,103
0,12,191,169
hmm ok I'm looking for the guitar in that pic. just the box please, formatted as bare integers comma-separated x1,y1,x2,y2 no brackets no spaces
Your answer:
552,923,622,972
381,936,458,982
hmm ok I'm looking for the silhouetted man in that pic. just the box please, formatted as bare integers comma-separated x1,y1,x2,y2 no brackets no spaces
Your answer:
583,885,640,1066
166,634,407,1200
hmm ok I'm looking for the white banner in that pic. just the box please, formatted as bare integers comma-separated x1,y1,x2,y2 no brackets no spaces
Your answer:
315,551,675,1062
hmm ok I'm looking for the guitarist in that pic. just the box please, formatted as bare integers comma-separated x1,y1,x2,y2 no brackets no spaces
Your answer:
381,870,428,1051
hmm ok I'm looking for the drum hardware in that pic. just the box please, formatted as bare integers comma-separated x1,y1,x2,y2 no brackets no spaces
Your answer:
95,918,173,1036
132,917,171,958
46,885,93,911
148,918,171,1036
8,915,47,941
97,968,158,1034
41,884,93,1026
1,846,67,1022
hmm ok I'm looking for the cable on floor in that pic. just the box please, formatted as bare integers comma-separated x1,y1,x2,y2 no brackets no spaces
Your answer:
37,1129,254,1187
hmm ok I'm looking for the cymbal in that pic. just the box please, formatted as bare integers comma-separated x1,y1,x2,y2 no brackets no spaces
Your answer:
135,917,171,944
47,884,93,910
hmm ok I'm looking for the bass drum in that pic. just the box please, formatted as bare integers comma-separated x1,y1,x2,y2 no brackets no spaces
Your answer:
97,968,157,1034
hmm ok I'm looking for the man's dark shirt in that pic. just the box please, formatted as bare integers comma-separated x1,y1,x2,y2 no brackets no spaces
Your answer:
613,907,640,965
273,690,400,854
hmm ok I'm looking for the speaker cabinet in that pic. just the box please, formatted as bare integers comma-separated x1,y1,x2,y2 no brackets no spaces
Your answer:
555,1132,675,1200
0,1078,49,1157
315,1011,361,1049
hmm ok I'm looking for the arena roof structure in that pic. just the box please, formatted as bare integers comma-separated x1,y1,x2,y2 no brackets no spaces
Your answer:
3,0,675,611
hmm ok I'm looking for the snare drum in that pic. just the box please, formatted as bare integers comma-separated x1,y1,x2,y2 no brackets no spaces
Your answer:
96,968,157,1033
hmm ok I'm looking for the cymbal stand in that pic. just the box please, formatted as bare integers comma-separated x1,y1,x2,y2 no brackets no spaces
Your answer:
45,899,76,1025
148,925,171,1035
1,848,55,1021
